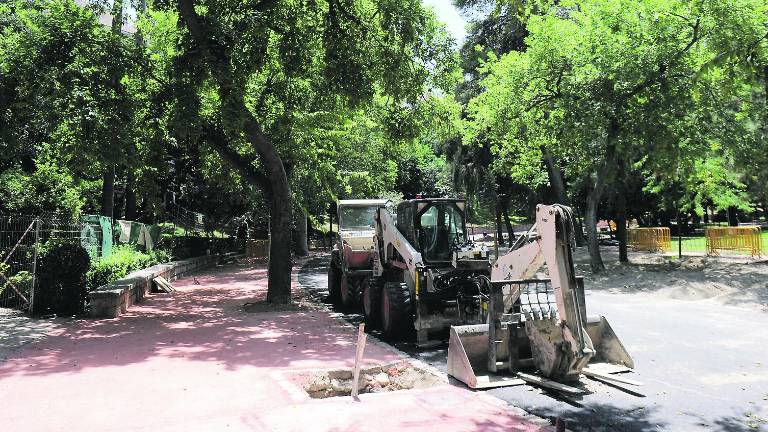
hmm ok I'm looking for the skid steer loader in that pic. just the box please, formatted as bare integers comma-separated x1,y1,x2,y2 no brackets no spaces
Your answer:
366,198,491,345
364,198,633,387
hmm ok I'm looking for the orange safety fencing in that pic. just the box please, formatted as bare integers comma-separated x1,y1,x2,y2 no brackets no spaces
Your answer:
705,227,762,258
246,239,270,259
628,227,672,252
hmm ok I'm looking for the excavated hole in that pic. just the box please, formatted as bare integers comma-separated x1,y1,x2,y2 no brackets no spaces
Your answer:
298,361,445,399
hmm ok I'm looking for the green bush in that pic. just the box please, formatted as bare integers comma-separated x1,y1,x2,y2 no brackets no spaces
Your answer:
0,270,33,298
86,245,170,290
35,240,91,316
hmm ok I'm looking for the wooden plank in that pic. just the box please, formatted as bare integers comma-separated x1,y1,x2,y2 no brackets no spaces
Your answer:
351,324,367,399
583,373,646,397
154,276,176,293
516,372,584,395
582,369,643,386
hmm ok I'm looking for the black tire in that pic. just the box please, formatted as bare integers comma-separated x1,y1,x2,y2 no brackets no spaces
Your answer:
340,274,356,307
381,282,413,338
328,261,341,302
362,278,381,328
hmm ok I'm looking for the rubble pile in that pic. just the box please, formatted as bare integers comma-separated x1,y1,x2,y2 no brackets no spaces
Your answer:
303,362,443,398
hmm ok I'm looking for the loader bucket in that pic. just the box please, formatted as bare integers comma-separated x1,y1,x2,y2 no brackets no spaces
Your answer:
585,315,634,369
447,325,525,389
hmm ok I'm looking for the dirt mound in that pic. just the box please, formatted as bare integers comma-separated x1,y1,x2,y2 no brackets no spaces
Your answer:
654,281,734,301
578,247,768,308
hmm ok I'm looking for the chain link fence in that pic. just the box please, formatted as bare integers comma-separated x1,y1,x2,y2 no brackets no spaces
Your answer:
0,214,83,311
0,209,247,313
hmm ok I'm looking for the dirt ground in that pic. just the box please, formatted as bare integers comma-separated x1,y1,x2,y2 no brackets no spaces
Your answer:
298,361,446,398
574,247,768,310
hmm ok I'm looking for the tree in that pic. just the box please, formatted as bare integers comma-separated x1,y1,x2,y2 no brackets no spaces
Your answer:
465,0,766,271
0,0,137,218
160,0,455,302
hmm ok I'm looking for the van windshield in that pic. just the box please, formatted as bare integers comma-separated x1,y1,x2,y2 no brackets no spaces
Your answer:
339,206,377,230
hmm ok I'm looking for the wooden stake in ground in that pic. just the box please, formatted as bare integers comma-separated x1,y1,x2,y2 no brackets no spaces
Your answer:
351,323,367,399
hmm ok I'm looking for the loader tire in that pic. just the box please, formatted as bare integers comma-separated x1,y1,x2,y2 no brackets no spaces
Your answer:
362,278,381,328
381,282,413,338
328,261,341,303
340,274,356,308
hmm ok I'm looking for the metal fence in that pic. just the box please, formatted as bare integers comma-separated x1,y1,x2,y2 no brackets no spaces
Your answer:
0,214,83,311
0,210,248,313
625,222,768,258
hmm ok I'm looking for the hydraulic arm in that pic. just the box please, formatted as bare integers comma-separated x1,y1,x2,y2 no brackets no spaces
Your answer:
448,204,634,388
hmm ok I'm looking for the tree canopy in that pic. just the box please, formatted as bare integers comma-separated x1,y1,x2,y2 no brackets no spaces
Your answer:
1,0,767,294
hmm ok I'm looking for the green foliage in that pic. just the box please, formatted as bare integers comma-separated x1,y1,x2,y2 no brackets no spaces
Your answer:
86,245,169,290
464,0,767,212
0,270,32,299
34,240,91,316
0,162,95,218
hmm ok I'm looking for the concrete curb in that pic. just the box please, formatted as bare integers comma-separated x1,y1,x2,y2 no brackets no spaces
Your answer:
88,252,242,318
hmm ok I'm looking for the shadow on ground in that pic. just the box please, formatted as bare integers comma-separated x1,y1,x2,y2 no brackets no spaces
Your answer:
0,262,366,379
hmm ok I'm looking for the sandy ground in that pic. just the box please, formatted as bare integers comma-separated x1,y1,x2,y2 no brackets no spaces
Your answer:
575,247,768,310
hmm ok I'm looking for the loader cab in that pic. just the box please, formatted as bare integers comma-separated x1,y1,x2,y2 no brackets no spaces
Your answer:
396,198,468,264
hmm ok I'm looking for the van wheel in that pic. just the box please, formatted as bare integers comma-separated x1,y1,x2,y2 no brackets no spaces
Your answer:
340,274,356,307
328,261,341,303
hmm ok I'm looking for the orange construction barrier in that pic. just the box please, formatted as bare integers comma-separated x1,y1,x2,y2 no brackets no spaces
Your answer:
706,226,762,257
628,227,671,253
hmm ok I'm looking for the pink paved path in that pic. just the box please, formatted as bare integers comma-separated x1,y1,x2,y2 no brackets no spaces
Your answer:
0,261,549,432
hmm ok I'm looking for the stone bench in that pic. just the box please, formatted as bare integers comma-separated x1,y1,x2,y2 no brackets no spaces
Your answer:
88,254,223,318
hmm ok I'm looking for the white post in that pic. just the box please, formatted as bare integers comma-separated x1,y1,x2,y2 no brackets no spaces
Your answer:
29,219,41,313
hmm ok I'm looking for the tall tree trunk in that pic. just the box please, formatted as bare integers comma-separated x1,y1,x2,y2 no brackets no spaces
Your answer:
124,172,137,220
178,0,292,303
295,211,309,256
542,145,585,246
616,188,628,263
727,206,739,227
542,146,567,204
266,181,293,303
495,202,504,247
501,200,515,242
100,165,115,218
584,192,603,272
585,121,618,272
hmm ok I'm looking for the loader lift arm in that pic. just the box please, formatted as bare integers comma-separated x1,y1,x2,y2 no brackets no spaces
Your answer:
491,205,593,368
448,204,634,389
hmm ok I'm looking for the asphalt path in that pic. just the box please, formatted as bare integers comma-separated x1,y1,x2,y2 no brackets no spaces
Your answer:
298,255,768,432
